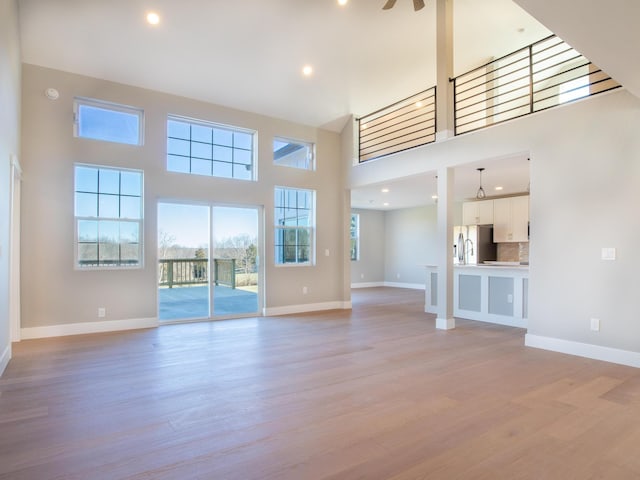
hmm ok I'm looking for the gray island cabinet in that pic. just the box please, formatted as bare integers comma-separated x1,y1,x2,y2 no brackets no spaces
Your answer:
424,264,528,328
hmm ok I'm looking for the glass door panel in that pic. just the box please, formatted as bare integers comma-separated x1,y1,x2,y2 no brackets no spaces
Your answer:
158,203,210,321
211,206,259,317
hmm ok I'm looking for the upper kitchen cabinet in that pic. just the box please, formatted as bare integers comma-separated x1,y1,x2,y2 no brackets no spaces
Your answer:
462,199,494,225
493,195,529,242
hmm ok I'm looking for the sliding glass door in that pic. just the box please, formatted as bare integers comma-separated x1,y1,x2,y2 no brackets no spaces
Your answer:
158,202,260,321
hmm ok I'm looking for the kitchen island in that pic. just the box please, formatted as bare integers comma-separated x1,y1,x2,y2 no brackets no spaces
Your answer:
424,264,528,328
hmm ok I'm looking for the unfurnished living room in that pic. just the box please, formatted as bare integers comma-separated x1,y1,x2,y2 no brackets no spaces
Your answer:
1,0,640,478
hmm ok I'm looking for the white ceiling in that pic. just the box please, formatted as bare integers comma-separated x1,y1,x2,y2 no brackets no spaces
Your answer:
17,0,549,209
351,153,530,210
18,0,549,132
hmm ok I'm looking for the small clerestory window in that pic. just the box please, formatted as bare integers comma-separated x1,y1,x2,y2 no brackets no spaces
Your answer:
74,97,144,146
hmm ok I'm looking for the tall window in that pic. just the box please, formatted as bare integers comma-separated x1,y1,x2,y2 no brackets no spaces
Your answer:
74,97,143,146
274,187,315,265
167,116,255,181
350,213,360,261
273,137,315,170
74,165,143,268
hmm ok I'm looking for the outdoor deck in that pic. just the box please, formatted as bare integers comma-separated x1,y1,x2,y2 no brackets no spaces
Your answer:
158,285,258,320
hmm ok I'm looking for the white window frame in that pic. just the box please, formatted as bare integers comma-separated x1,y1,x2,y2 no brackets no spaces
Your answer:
273,136,316,171
274,187,315,266
74,164,144,269
73,97,144,146
166,115,257,181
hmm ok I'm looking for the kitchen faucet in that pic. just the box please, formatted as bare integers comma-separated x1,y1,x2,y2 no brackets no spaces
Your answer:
464,238,474,263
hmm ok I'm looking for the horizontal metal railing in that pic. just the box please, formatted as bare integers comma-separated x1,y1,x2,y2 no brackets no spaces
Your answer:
452,35,620,135
357,87,436,163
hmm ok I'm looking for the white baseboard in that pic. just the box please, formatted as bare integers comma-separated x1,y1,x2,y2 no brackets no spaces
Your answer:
0,343,11,377
525,334,640,369
21,317,159,340
436,317,455,330
264,301,350,317
351,282,385,289
351,281,425,290
383,282,425,290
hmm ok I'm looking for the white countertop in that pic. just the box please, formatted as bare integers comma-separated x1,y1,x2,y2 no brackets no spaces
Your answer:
422,263,529,270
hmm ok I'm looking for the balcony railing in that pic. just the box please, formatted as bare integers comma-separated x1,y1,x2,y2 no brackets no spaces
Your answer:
158,258,236,289
452,35,620,135
355,35,621,158
358,87,436,163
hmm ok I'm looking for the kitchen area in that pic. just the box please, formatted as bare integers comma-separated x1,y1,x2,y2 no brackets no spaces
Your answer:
424,193,530,328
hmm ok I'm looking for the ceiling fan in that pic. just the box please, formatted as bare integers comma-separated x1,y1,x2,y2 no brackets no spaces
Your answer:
383,0,425,11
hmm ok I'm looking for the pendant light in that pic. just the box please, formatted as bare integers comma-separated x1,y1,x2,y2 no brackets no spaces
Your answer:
476,167,486,199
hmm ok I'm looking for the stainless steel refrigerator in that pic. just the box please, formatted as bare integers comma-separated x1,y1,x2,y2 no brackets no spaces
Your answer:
453,225,497,265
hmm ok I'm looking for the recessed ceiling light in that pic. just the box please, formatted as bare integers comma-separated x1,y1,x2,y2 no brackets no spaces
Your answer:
338,0,348,5
381,188,389,193
495,186,504,191
415,101,423,108
302,65,313,77
146,12,160,25
383,202,390,207
431,195,438,199
361,123,368,129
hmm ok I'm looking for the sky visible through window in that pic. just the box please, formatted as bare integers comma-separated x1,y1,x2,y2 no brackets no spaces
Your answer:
158,203,258,248
78,104,140,145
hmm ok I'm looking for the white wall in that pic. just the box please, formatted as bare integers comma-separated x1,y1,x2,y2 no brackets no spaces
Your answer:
20,64,348,333
350,89,640,363
0,0,21,374
350,208,385,285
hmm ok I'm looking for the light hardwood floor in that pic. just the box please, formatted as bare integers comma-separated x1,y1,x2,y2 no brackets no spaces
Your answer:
1,287,640,479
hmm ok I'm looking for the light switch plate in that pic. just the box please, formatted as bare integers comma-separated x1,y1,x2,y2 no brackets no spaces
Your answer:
601,248,616,261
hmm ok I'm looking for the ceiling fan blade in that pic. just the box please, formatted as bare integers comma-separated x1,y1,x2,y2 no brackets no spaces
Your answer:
413,0,425,10
382,0,397,10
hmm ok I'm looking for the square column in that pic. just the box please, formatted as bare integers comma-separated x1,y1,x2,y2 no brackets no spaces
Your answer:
436,166,455,330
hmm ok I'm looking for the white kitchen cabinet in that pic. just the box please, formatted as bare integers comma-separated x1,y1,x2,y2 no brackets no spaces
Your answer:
493,195,529,242
462,200,494,225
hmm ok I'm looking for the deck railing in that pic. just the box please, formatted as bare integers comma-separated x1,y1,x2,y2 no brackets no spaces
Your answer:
158,258,236,289
452,35,620,135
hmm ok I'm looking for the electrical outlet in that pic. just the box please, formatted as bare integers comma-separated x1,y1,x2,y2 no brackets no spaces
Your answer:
324,249,330,257
360,273,364,279
302,286,308,295
98,307,106,318
507,294,513,304
396,273,401,279
590,318,600,331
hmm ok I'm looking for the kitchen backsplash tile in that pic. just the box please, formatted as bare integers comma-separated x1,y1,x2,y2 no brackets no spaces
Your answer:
497,242,529,263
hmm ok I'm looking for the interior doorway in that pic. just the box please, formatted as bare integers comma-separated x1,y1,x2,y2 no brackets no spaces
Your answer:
157,202,260,322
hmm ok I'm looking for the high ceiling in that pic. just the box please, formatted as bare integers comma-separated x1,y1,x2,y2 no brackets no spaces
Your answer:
18,0,550,132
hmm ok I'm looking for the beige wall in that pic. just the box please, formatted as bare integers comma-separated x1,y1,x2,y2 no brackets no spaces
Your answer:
20,64,348,330
0,0,21,373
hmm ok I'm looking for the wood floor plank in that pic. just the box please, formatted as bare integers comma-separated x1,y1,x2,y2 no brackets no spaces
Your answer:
1,287,640,479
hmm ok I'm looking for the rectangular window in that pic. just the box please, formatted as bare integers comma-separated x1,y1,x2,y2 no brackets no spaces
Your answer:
167,116,256,181
74,97,143,145
74,165,143,268
350,213,360,261
274,187,315,265
273,137,315,170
